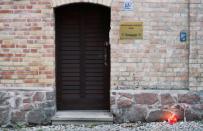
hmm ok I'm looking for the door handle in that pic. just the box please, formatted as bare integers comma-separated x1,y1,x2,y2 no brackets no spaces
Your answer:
104,42,109,66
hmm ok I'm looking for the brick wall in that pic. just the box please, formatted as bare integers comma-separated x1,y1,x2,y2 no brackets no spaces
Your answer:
111,0,190,90
0,0,55,88
189,0,203,90
0,1,202,90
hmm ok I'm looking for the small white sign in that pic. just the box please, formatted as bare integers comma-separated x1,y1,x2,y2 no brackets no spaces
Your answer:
123,0,134,11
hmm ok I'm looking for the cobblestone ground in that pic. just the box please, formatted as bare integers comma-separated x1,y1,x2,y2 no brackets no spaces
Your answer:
0,121,203,131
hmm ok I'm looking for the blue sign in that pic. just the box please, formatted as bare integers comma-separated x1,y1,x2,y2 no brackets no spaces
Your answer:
123,0,134,11
180,31,187,42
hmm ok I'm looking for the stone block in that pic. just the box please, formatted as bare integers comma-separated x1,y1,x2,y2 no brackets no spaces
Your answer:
117,97,132,108
190,104,203,119
110,95,116,105
27,109,46,124
146,109,172,122
134,93,158,105
178,92,200,104
123,105,147,122
119,93,133,99
23,98,31,103
0,106,10,125
37,101,55,108
185,108,201,121
15,96,22,109
11,111,26,123
33,92,45,102
22,103,33,111
44,108,55,123
0,92,10,105
167,104,184,120
46,92,55,100
160,93,176,105
191,104,203,113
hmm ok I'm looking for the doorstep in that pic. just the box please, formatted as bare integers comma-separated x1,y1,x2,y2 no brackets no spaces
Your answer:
51,110,113,125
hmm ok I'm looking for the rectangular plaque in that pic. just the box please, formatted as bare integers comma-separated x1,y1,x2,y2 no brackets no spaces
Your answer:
120,22,143,40
123,0,134,11
180,31,187,42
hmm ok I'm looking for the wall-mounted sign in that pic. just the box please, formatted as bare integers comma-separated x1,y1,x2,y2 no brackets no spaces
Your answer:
123,0,134,11
120,22,143,40
180,31,187,42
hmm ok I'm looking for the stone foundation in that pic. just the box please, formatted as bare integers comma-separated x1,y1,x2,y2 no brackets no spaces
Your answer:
111,90,203,123
0,89,203,125
0,90,55,125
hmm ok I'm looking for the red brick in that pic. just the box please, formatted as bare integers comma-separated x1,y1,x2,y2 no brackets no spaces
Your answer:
15,54,26,57
16,44,27,48
43,45,54,48
0,2,13,5
2,44,15,48
0,54,13,57
0,10,13,14
23,49,30,53
2,75,12,79
31,49,38,53
26,5,33,9
46,75,54,79
12,58,23,62
30,27,42,31
24,79,38,83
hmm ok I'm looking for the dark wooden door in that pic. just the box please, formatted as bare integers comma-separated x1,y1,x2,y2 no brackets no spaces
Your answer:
55,4,110,110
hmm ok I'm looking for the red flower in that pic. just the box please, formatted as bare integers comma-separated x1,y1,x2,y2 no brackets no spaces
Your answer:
168,114,178,125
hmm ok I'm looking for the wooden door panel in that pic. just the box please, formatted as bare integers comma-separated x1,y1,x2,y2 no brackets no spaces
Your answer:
55,4,110,110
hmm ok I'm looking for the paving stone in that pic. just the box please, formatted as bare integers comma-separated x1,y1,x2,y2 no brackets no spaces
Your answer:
1,121,203,131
